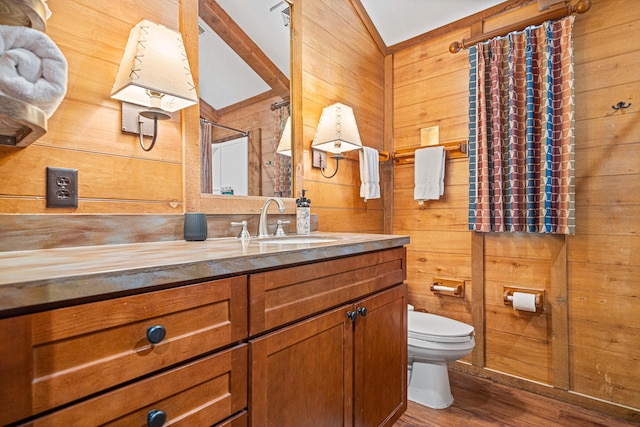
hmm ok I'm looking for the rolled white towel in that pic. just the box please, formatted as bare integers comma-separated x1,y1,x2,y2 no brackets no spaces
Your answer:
0,24,67,118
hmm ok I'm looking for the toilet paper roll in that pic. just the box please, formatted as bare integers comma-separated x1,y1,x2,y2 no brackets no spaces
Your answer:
512,292,537,312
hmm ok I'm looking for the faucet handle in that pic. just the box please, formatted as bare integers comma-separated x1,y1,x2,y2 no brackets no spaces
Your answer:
274,220,290,237
231,221,251,239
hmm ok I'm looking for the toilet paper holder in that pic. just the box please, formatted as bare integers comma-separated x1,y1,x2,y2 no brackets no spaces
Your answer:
503,287,544,312
430,278,465,298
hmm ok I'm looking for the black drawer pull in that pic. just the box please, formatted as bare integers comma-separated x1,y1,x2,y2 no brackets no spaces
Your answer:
357,307,368,317
146,325,166,344
147,409,166,427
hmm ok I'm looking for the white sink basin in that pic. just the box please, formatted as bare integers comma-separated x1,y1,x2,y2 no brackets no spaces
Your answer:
255,235,339,245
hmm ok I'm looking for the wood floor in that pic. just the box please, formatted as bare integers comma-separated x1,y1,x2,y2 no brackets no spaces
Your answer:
394,370,638,426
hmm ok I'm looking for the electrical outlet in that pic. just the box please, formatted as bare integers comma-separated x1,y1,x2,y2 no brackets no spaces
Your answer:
46,167,78,208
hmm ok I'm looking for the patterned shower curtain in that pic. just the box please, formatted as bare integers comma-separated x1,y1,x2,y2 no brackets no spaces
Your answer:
200,119,213,194
468,16,575,234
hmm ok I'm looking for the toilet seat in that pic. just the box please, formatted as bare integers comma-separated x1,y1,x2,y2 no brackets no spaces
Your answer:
408,311,474,343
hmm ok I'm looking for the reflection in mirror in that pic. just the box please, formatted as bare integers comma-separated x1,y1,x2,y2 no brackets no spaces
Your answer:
201,115,291,197
198,0,292,197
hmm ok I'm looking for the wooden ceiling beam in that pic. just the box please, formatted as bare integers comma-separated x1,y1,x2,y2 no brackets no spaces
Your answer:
199,98,218,122
198,0,290,99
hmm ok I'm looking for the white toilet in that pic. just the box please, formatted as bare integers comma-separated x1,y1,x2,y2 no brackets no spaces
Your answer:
407,305,475,409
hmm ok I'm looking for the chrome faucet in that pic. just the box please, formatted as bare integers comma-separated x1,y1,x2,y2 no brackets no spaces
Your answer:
258,197,285,238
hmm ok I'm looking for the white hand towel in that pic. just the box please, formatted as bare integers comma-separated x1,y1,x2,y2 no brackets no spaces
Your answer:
414,146,445,203
359,146,380,201
0,24,67,118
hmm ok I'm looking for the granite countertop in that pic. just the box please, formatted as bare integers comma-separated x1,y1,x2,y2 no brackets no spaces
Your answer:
0,232,409,317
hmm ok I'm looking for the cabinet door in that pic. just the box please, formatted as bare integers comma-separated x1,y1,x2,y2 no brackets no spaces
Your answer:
250,305,354,427
353,284,407,427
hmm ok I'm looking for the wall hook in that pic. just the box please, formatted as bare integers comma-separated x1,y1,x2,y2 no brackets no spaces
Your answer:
611,101,632,111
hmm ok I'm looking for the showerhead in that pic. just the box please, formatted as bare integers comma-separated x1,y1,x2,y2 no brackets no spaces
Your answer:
281,7,290,27
270,1,291,27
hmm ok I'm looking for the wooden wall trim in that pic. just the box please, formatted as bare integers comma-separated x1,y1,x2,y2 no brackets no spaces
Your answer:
551,235,569,390
451,363,639,424
181,0,201,213
471,232,485,367
349,0,387,56
290,0,303,198
382,54,394,234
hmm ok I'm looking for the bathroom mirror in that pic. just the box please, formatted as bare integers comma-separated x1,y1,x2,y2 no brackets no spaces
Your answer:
197,0,295,199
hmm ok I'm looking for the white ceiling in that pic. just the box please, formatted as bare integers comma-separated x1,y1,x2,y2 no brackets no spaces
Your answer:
361,0,504,46
198,0,505,111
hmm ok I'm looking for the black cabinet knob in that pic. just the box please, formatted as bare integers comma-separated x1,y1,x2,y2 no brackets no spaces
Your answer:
346,311,357,321
357,307,368,317
146,325,166,344
147,409,166,427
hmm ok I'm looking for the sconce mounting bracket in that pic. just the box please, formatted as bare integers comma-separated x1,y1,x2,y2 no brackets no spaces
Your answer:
312,149,327,169
121,102,161,137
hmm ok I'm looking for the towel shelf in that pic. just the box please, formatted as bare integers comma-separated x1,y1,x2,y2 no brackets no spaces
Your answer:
0,0,47,31
0,0,50,147
380,141,468,165
0,95,47,148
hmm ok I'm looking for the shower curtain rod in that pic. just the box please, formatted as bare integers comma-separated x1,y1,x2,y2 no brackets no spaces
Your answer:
200,118,248,136
449,0,591,53
270,99,290,111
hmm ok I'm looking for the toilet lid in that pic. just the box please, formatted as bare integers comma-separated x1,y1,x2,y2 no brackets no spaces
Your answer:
408,311,474,343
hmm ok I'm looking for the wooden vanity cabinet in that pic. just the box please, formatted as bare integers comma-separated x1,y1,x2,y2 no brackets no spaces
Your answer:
1,243,407,427
1,276,248,426
249,248,407,427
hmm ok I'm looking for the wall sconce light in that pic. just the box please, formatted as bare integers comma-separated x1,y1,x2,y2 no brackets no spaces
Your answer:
311,102,362,178
111,19,198,151
276,116,291,157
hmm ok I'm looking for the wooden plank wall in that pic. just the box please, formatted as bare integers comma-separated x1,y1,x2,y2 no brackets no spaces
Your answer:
0,0,188,214
299,0,386,233
392,0,639,415
567,0,639,409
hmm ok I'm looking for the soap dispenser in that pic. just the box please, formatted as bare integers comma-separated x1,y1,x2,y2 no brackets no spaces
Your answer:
296,189,311,235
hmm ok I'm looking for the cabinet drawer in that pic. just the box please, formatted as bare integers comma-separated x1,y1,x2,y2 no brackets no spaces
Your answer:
249,247,405,335
215,410,248,427
2,276,247,424
22,344,248,427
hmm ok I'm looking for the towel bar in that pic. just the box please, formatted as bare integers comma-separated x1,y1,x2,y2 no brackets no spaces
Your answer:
381,140,468,165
